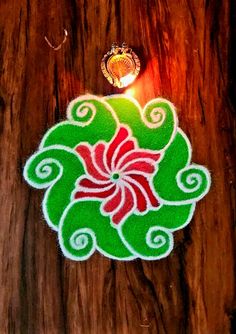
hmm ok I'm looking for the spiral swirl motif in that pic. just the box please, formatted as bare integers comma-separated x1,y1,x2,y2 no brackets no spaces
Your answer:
69,228,96,259
36,158,61,179
146,226,173,252
144,107,166,129
25,157,62,189
176,165,210,196
68,101,96,126
23,94,211,261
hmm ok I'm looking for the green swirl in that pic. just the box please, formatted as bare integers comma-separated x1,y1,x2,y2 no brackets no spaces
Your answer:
24,147,84,230
121,224,173,259
63,227,96,260
41,97,118,149
69,100,95,123
59,201,134,260
177,165,210,197
105,96,177,150
23,94,211,261
154,130,210,203
120,204,193,258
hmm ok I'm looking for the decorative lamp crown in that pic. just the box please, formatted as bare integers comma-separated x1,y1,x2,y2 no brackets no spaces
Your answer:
101,42,140,88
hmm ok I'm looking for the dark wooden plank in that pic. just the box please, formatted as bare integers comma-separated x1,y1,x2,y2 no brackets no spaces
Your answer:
0,0,235,333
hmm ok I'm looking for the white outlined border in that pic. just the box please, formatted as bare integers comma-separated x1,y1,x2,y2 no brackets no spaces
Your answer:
158,127,212,206
23,94,211,261
58,199,137,261
23,145,84,231
39,95,120,150
104,95,179,152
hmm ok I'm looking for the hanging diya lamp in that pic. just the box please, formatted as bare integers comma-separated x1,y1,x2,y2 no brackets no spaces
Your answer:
101,42,140,88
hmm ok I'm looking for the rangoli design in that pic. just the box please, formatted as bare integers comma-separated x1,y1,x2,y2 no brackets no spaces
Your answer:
23,95,211,261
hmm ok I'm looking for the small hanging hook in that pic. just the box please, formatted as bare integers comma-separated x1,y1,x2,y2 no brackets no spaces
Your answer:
44,28,68,51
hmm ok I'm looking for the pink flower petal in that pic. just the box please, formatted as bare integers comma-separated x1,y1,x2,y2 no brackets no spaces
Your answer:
117,151,161,169
111,186,135,225
122,160,155,174
106,127,129,169
128,174,159,208
102,186,123,213
123,177,147,212
94,142,110,174
76,144,109,181
73,125,161,226
78,177,113,189
112,140,135,169
74,185,116,200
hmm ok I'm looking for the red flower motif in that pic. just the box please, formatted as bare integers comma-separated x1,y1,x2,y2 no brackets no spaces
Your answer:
74,126,161,226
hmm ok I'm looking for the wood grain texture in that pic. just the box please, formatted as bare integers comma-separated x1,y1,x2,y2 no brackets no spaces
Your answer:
0,0,235,333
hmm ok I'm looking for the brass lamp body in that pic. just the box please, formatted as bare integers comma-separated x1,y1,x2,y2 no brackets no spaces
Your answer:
101,43,140,88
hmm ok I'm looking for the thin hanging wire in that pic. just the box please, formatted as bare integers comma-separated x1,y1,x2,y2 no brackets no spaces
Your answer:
44,29,68,51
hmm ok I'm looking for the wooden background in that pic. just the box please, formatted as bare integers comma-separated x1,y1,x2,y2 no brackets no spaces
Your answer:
0,0,235,333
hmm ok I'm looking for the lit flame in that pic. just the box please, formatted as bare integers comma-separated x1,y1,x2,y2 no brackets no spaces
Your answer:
125,88,135,97
120,74,136,87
